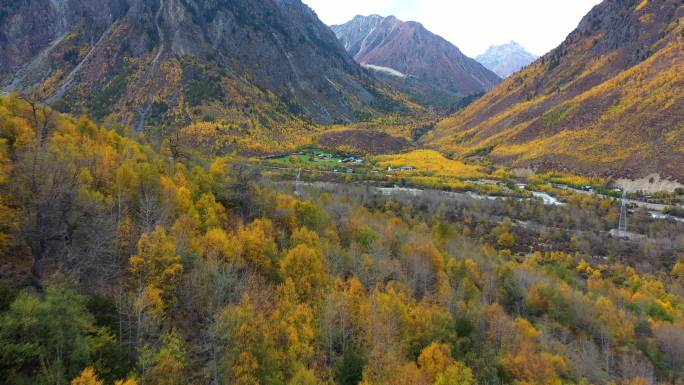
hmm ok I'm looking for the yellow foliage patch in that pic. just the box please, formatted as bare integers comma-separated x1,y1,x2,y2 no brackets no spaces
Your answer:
375,150,484,179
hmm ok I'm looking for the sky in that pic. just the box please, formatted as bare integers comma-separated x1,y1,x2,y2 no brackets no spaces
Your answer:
302,0,602,57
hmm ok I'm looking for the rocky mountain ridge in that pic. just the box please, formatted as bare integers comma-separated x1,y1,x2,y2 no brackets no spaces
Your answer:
0,0,408,137
331,14,501,112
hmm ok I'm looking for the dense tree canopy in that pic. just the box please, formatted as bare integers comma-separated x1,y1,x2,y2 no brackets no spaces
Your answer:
1,95,684,385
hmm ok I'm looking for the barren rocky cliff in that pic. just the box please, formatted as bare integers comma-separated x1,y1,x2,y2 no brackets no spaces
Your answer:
332,15,500,112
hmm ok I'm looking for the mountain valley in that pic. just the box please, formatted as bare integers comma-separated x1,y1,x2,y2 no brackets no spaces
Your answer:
426,0,684,183
1,1,684,385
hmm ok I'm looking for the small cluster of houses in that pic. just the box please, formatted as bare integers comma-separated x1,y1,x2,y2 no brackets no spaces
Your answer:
301,152,365,164
339,156,364,164
311,152,332,159
550,182,594,192
290,150,420,174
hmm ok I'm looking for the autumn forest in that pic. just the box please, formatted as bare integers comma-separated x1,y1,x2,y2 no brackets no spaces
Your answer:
0,90,683,385
2,0,684,385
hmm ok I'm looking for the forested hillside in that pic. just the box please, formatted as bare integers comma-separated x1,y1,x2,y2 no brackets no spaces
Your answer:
426,0,684,182
1,95,684,385
0,0,422,153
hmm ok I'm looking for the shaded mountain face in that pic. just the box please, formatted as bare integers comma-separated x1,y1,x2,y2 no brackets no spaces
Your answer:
426,0,684,182
0,0,401,132
331,15,500,112
476,41,538,78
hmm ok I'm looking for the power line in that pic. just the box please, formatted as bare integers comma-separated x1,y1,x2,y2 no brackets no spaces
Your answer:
295,168,302,197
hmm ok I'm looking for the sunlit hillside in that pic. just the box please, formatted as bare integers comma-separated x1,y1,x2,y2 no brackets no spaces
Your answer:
426,0,684,182
376,150,485,179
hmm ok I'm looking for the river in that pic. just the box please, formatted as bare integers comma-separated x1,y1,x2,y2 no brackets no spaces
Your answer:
296,180,684,223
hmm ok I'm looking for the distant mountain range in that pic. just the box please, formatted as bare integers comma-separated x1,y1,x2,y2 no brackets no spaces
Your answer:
426,0,684,182
476,41,538,78
331,15,500,112
0,0,417,139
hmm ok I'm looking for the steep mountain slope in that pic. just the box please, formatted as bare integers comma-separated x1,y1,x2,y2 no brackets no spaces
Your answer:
331,15,500,112
476,41,538,78
0,0,410,145
426,0,684,183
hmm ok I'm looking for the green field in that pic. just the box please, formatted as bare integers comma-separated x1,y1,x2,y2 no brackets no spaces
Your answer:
266,148,363,168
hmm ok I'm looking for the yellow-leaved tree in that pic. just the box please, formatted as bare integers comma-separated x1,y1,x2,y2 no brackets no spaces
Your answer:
434,362,474,385
502,318,567,385
275,279,316,374
71,368,103,385
238,218,278,275
418,343,454,383
417,343,474,385
129,226,183,341
201,227,243,267
71,368,138,385
130,226,183,304
279,228,329,302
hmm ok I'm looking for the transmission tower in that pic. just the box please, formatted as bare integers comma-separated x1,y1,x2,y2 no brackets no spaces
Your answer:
295,168,302,197
618,190,628,236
